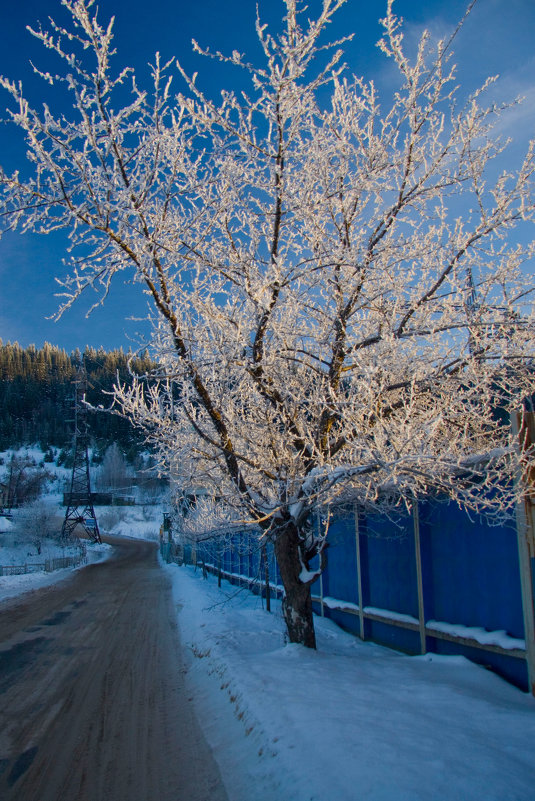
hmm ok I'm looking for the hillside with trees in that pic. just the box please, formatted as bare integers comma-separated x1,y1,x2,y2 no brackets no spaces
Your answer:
0,340,154,459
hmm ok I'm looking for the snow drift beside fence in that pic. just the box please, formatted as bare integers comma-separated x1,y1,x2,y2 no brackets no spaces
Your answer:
163,562,535,801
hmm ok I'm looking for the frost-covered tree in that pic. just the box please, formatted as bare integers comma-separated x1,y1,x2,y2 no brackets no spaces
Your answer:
97,442,130,491
1,0,534,646
14,499,62,555
5,454,50,508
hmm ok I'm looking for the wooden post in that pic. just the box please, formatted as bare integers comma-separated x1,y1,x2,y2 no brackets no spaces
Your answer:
355,504,365,640
512,411,535,696
413,501,427,655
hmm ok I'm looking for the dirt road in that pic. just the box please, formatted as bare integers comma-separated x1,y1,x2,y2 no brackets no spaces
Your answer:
0,538,229,801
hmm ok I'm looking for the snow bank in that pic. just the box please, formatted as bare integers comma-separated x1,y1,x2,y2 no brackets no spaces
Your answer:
163,563,535,801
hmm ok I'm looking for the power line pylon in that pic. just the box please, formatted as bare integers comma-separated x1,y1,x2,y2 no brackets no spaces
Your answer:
61,366,101,543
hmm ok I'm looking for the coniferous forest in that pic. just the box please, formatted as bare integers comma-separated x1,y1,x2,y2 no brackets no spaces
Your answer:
0,340,155,459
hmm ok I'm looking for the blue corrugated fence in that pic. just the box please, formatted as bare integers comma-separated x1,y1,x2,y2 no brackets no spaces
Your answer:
184,499,533,692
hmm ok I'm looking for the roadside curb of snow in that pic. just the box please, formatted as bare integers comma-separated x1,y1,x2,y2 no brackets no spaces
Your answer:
160,558,303,801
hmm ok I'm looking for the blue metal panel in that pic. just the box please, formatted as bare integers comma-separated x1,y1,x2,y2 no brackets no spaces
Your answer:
362,509,419,619
367,619,422,655
325,512,358,604
249,536,261,583
230,533,240,576
236,532,244,577
223,539,231,574
422,501,523,637
328,608,361,637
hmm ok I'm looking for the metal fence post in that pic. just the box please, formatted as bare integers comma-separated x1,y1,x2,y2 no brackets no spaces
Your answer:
355,504,365,640
263,544,271,612
413,501,427,655
512,411,535,695
316,511,325,616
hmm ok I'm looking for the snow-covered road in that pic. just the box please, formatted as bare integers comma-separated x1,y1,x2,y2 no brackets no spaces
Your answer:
0,538,228,801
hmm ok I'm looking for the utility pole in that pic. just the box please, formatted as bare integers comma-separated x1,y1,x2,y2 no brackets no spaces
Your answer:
61,365,101,543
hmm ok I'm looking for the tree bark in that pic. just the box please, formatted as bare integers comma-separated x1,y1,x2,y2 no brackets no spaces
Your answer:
273,519,317,649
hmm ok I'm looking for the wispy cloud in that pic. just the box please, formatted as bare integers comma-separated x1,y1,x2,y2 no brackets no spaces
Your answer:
368,0,534,148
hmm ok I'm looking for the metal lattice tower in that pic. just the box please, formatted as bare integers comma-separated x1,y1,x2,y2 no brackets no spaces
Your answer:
465,264,479,356
61,367,101,543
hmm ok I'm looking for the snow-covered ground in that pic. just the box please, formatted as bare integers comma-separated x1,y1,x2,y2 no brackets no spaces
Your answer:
0,502,162,603
0,440,163,601
164,561,535,801
0,541,112,603
97,503,163,541
2,444,534,801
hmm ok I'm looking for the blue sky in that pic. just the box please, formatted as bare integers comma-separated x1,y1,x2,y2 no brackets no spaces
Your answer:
0,0,533,353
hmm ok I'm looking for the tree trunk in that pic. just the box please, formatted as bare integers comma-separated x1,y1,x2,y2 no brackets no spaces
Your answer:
273,519,317,649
